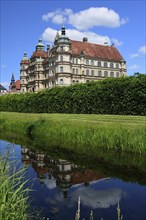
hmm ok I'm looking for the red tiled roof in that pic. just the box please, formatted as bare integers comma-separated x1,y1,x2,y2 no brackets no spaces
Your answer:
11,80,20,90
21,60,30,64
31,50,48,59
71,40,123,61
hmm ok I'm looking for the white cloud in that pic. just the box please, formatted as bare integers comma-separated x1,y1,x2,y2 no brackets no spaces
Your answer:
128,64,140,70
68,7,128,30
69,187,123,209
42,27,57,43
42,27,123,46
52,14,66,25
46,186,124,210
138,45,146,54
111,38,123,47
42,7,128,30
130,45,146,58
130,53,139,58
44,177,56,190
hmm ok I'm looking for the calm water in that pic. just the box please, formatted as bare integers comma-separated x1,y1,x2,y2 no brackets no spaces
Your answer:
0,139,146,220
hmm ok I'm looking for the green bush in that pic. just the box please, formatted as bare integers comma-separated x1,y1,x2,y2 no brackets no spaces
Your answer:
0,75,146,115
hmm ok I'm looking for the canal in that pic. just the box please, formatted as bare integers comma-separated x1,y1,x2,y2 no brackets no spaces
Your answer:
0,139,146,220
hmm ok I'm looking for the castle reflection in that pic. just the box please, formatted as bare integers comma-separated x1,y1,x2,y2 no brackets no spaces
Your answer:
21,146,108,198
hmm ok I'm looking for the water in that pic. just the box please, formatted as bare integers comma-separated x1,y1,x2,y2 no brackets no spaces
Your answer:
0,139,146,220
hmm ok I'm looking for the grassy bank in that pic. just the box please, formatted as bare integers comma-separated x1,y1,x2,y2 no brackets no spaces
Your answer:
0,112,145,154
0,149,29,220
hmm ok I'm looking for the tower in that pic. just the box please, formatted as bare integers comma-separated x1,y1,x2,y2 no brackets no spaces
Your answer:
10,73,15,85
20,52,29,92
55,26,72,86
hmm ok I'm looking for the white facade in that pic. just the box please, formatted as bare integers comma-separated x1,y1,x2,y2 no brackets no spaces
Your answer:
20,27,126,93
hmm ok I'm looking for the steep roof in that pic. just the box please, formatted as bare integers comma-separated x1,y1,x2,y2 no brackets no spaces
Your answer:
71,40,123,62
11,80,20,90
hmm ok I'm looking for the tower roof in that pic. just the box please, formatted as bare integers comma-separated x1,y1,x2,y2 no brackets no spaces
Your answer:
36,39,45,51
21,52,30,64
10,73,15,85
22,52,29,60
57,26,70,44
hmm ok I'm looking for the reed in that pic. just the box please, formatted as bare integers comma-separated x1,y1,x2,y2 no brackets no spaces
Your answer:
0,148,29,220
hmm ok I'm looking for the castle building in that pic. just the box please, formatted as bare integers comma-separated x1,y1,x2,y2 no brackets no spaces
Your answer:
20,26,126,93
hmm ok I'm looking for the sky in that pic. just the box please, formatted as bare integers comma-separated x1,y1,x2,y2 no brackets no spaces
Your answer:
1,0,146,89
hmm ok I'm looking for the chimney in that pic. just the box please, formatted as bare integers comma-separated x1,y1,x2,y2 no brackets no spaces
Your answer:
83,37,88,42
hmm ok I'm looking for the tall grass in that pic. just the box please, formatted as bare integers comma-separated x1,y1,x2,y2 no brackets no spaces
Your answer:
0,148,29,220
0,112,145,154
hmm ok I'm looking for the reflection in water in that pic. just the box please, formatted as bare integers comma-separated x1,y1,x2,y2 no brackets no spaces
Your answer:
21,146,108,199
1,140,146,220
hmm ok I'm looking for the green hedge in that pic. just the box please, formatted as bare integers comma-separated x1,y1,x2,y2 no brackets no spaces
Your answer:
0,75,146,115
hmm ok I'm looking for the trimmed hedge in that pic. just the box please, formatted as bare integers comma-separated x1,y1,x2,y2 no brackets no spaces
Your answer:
0,75,146,115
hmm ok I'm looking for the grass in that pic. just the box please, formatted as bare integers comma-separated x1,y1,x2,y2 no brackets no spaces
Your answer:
0,148,29,220
0,112,145,154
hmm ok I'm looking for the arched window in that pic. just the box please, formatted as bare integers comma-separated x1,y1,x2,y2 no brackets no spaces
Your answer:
60,56,63,62
60,78,64,84
110,72,114,77
104,71,108,77
110,63,114,68
60,66,63,72
98,61,101,67
76,59,78,64
76,69,78,74
104,62,108,68
116,63,119,69
116,72,120,77
98,70,102,76
72,68,75,74
86,69,89,75
91,70,94,76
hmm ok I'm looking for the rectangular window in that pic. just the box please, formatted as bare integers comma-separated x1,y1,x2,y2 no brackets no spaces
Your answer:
60,67,63,72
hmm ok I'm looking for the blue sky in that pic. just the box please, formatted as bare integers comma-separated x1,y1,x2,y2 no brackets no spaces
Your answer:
1,0,146,88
